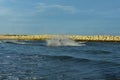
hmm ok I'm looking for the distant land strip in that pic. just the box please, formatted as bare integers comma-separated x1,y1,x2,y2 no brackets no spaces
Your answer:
0,34,120,42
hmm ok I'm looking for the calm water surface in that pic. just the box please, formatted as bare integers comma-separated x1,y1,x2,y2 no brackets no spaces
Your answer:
0,40,120,80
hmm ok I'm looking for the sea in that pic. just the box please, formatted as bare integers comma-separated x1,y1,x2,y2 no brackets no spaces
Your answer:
0,39,120,80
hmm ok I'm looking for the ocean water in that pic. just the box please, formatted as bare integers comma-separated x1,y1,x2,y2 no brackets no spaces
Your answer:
0,40,120,80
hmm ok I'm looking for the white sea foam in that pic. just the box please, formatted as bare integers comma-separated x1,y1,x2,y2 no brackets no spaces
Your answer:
0,41,2,43
46,36,85,47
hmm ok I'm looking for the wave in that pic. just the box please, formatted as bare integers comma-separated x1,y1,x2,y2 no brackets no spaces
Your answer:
46,37,85,47
0,37,86,47
1,40,45,46
46,55,90,62
23,54,90,63
86,50,111,54
2,40,28,45
98,60,120,66
23,54,120,66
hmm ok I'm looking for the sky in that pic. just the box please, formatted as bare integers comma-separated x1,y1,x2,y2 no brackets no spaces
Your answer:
0,0,120,35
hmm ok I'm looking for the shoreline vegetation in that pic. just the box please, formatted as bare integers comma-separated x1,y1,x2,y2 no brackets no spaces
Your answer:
0,34,120,42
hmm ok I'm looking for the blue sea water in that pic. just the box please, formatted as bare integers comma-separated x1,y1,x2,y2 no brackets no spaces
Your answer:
0,40,120,80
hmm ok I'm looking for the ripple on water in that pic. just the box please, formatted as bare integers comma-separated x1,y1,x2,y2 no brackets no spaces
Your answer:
85,50,112,54
0,41,120,80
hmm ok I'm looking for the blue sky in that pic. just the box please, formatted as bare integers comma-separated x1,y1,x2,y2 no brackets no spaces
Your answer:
0,0,120,35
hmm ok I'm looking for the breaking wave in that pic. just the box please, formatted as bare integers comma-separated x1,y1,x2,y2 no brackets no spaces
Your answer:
46,37,85,47
1,40,27,45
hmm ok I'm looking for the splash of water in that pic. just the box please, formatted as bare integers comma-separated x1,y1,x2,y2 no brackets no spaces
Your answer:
0,41,2,44
46,36,85,47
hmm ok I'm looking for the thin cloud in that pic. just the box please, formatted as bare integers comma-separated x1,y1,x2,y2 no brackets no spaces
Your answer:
0,0,4,2
0,6,30,22
0,7,13,16
36,3,78,14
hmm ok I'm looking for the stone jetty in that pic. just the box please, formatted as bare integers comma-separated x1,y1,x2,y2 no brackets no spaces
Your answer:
0,34,120,42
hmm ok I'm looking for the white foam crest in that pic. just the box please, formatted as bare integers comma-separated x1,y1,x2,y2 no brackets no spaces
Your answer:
0,41,2,43
46,36,85,47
